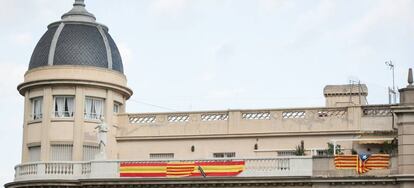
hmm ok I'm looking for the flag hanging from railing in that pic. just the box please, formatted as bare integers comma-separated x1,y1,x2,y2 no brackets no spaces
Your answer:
334,154,389,174
120,161,245,177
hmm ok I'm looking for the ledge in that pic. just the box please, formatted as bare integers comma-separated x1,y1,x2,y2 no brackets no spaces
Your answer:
51,118,74,122
116,130,360,141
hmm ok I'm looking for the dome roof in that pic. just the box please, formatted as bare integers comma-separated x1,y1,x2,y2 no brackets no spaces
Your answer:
28,0,124,73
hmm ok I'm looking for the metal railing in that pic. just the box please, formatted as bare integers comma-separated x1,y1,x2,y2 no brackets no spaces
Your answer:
53,111,74,118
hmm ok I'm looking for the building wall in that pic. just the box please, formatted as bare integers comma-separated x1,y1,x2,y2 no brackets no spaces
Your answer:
20,66,131,163
115,105,394,160
117,135,356,160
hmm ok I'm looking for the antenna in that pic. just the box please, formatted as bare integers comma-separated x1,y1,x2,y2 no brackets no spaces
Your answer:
385,60,397,104
349,79,366,105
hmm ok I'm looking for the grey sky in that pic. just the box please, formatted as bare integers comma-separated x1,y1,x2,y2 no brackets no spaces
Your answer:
1,0,413,185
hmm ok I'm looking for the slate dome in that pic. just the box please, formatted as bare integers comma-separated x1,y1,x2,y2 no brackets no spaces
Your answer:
28,0,124,73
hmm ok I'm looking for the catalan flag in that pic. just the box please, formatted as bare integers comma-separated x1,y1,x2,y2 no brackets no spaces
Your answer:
120,161,245,177
334,154,389,174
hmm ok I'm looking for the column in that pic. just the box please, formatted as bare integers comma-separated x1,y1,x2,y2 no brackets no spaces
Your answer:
21,91,30,162
105,89,116,159
40,87,53,161
72,86,84,161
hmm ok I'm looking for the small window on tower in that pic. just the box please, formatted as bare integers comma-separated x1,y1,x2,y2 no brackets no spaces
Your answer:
50,144,73,161
31,97,43,120
84,97,104,120
54,96,75,118
113,102,120,113
28,145,41,162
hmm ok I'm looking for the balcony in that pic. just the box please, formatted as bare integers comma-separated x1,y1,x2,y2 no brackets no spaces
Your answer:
14,157,313,181
14,156,397,182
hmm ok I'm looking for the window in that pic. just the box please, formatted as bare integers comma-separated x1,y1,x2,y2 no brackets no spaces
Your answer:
149,153,174,159
50,144,73,161
316,149,329,156
83,145,99,161
277,150,296,156
28,146,41,162
113,102,120,113
213,152,236,158
84,97,104,120
54,96,74,118
31,97,43,120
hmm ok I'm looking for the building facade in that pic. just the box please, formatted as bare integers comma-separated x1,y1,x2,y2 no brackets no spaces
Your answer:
6,1,414,187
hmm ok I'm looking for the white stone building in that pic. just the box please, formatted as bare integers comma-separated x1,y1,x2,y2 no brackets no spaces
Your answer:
6,1,414,188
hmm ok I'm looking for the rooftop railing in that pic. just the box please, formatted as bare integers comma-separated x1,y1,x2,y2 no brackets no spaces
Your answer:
14,157,312,181
14,156,397,182
125,107,351,125
120,105,393,137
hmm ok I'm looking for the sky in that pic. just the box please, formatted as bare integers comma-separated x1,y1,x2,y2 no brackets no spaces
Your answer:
0,0,414,186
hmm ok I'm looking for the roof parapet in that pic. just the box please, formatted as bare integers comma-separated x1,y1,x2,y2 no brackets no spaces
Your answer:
323,84,368,96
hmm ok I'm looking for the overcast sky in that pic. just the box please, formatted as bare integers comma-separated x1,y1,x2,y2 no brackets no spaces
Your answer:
1,0,414,185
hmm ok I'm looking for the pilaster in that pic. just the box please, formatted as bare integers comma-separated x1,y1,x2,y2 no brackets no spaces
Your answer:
72,86,84,161
40,87,52,161
21,91,30,162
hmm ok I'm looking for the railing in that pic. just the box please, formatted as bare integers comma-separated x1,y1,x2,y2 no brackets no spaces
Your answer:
15,161,90,181
84,113,104,120
14,157,312,181
201,113,229,121
362,105,393,117
30,113,43,120
127,107,350,125
53,111,74,118
123,105,394,136
14,156,398,181
313,156,398,177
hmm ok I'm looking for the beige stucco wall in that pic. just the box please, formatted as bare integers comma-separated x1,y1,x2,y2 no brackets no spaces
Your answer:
117,135,356,160
18,65,396,163
20,66,131,163
115,105,395,160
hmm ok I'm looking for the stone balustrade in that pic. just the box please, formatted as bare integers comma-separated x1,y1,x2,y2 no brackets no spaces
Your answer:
121,105,393,137
15,161,91,181
125,106,395,125
15,157,312,181
14,156,398,182
125,107,354,125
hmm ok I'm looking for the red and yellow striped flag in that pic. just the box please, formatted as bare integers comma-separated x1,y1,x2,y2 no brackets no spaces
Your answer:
334,154,389,174
120,161,245,177
166,162,195,177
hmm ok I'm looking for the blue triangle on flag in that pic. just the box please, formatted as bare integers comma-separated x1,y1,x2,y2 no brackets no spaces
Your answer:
358,152,371,162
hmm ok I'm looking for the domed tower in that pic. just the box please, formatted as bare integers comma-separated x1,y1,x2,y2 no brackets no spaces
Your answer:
17,0,132,162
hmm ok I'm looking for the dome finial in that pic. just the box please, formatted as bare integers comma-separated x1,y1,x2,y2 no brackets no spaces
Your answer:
61,0,96,22
408,68,413,88
73,0,86,7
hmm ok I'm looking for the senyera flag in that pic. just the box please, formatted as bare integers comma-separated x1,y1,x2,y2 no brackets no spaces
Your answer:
120,161,245,177
334,154,389,174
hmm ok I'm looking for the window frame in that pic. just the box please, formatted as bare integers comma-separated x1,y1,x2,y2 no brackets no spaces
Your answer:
113,102,121,113
28,145,41,162
84,97,105,120
82,144,99,161
53,95,75,118
31,97,43,120
276,150,296,156
50,144,73,161
149,153,174,159
212,152,236,158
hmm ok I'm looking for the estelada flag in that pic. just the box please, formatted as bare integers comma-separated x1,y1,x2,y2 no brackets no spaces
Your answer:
335,154,389,174
120,161,245,177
